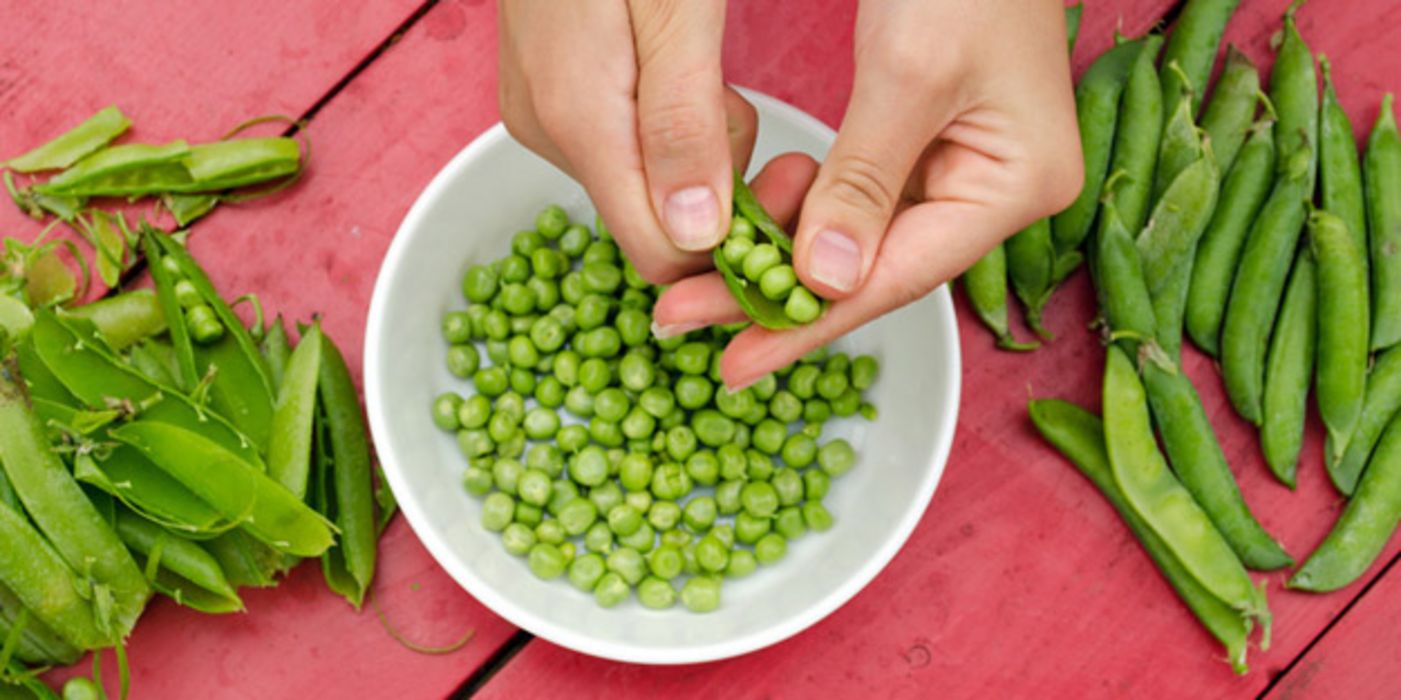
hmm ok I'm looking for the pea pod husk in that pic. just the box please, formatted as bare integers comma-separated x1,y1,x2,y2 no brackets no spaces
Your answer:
0,582,82,665
1332,347,1401,494
267,324,322,499
1310,211,1369,466
0,503,110,651
1270,8,1319,190
1105,35,1164,235
1152,76,1206,207
65,290,166,351
961,244,1036,351
34,141,190,195
717,173,825,329
204,531,285,589
1261,250,1317,487
1319,57,1369,277
4,106,130,173
1028,399,1251,674
1199,47,1262,178
1366,94,1401,351
1093,197,1157,355
1004,218,1056,338
315,330,378,608
183,138,300,191
1159,0,1243,118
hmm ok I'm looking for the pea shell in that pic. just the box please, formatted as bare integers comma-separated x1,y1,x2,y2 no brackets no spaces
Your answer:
1366,94,1401,351
1310,211,1369,462
1260,250,1316,488
36,140,191,194
4,105,130,173
1331,347,1401,494
266,324,323,499
1158,0,1241,118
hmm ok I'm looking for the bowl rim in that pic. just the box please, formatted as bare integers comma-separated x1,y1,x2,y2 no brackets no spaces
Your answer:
364,88,962,665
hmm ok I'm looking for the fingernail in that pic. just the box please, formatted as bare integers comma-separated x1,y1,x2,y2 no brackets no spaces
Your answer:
651,320,706,340
809,229,862,293
663,186,721,251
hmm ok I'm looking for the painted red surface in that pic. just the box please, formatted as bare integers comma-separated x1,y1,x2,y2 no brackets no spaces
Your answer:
5,0,1401,697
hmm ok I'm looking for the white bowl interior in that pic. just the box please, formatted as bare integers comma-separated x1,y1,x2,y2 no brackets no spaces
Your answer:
365,91,961,664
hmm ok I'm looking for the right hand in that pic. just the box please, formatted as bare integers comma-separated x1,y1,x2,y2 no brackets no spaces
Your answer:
498,0,757,284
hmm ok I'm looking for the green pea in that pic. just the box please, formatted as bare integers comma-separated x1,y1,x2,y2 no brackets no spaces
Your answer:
746,449,775,481
803,469,831,501
568,552,607,592
502,522,536,556
625,490,653,514
723,236,754,267
725,550,758,579
717,445,748,481
610,307,650,348
462,264,499,302
735,510,771,544
593,571,630,607
673,342,711,375
527,542,567,579
780,433,817,468
774,506,807,539
660,529,691,550
754,533,787,565
481,492,514,532
513,229,545,257
487,411,519,444
751,419,787,455
666,425,699,461
741,481,779,518
788,365,820,399
768,391,802,423
685,450,720,486
695,534,730,573
500,255,532,284
803,501,835,532
607,547,647,586
803,399,832,424
548,481,581,516
583,240,618,266
535,204,569,238
742,243,782,282
683,496,718,532
648,500,682,531
784,287,822,324
524,444,564,479
759,264,798,301
715,480,744,517
607,503,643,537
818,439,856,477
441,311,472,344
432,393,463,431
648,545,685,579
481,309,509,341
445,343,480,378
564,385,595,418
517,467,553,507
584,522,614,554
572,446,610,487
621,406,657,441
464,304,491,339
688,409,734,448
588,417,624,447
582,262,623,295
560,224,591,258
457,428,495,459
490,457,522,495
651,462,693,501
816,371,849,401
639,386,675,418
594,388,630,423
637,576,677,609
535,519,567,545
615,452,654,492
558,498,599,536
463,465,493,496
560,270,586,304
588,481,625,515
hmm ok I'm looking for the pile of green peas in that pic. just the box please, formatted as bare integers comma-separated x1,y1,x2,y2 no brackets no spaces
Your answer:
432,204,879,613
718,215,822,324
160,256,223,344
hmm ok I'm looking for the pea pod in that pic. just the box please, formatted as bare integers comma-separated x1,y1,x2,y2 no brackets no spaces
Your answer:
110,420,335,557
1332,347,1401,494
0,583,81,665
718,174,825,328
204,531,284,590
1152,72,1205,206
1310,210,1369,465
267,324,322,498
1064,4,1081,55
1199,47,1262,177
34,141,190,195
1270,7,1319,190
65,290,166,351
113,509,242,614
1051,38,1149,259
0,360,150,639
1139,154,1220,358
1102,347,1269,629
4,106,130,173
1261,250,1317,487
1291,410,1401,592
713,249,795,331
1004,219,1056,338
1186,117,1276,356
1027,399,1250,674
1319,57,1368,278
125,340,179,387
260,315,293,390
1367,94,1401,351
181,138,300,191
165,194,219,227
1105,35,1164,235
1221,146,1312,424
961,245,1036,351
1094,195,1157,355
0,504,108,650
316,331,378,607
1159,0,1243,118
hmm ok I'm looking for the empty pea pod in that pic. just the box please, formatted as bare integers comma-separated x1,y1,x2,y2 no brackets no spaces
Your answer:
1159,0,1243,118
1292,410,1401,592
34,141,191,196
1027,399,1251,673
1310,211,1369,465
1260,250,1317,487
1220,146,1312,425
180,138,301,192
1102,347,1269,629
1186,115,1276,356
1367,94,1401,351
1199,46,1262,177
1319,57,1369,280
962,244,1036,351
1333,347,1401,494
3,106,130,173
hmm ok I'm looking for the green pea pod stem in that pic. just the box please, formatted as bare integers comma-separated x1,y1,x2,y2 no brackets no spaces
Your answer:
1270,9,1319,191
204,531,283,589
1143,362,1293,568
0,504,109,651
1106,35,1165,235
1221,147,1312,424
1187,118,1277,356
1153,72,1206,206
317,331,378,606
1291,410,1401,592
113,509,242,614
35,141,190,195
1103,347,1269,628
1004,218,1056,339
1065,3,1082,55
1261,250,1317,487
1200,46,1262,177
4,106,130,173
1367,94,1401,351
259,315,293,391
267,324,322,499
1051,38,1149,258
1160,0,1243,118
1333,347,1401,494
0,582,81,665
1308,212,1369,468
1094,198,1158,355
65,290,166,351
961,245,1037,351
110,420,335,557
1319,57,1369,280
1027,399,1251,673
0,360,150,639
181,138,301,191
30,310,264,467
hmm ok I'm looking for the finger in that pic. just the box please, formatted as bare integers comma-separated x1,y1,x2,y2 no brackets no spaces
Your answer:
792,63,957,299
653,152,820,329
721,196,1017,389
630,0,732,252
724,86,759,176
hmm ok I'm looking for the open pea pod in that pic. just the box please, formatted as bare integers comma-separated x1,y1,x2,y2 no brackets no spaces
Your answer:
4,106,130,174
733,170,794,254
65,290,167,351
181,138,300,191
110,420,334,557
34,141,191,196
0,582,82,666
715,172,825,329
114,509,243,614
145,228,275,451
204,531,286,590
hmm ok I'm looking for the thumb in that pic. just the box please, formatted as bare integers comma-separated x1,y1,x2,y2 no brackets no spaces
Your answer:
629,0,732,252
794,75,953,297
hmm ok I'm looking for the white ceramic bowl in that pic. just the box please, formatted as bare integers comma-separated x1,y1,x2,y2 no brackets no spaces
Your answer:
365,90,961,665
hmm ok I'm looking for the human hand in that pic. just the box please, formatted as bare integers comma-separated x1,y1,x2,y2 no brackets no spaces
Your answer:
653,0,1083,389
497,0,756,284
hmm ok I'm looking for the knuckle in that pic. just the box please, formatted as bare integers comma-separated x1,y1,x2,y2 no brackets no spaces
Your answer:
639,87,723,164
823,152,900,220
860,32,959,95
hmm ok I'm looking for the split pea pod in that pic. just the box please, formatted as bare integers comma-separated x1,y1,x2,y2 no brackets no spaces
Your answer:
1291,410,1401,592
1367,94,1401,351
1051,38,1149,259
3,106,130,173
1004,219,1056,339
317,331,379,607
1200,47,1262,177
1105,35,1165,235
0,504,108,650
962,245,1036,351
1027,399,1250,674
1159,0,1243,118
1187,117,1277,356
1261,250,1317,487
1319,57,1369,278
267,324,322,499
0,582,81,665
1103,347,1269,629
1310,211,1369,465
1270,6,1319,190
113,509,242,614
0,361,150,638
1333,347,1401,494
1221,146,1312,425
1137,154,1221,358
1143,362,1293,569
110,420,335,557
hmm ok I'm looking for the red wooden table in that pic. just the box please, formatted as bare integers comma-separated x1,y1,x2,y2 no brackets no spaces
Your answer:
4,1,1400,697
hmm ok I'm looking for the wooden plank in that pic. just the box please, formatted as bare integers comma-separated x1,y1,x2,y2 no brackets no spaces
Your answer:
474,1,1401,698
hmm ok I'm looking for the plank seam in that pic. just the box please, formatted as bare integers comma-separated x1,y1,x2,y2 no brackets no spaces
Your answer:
453,629,535,699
